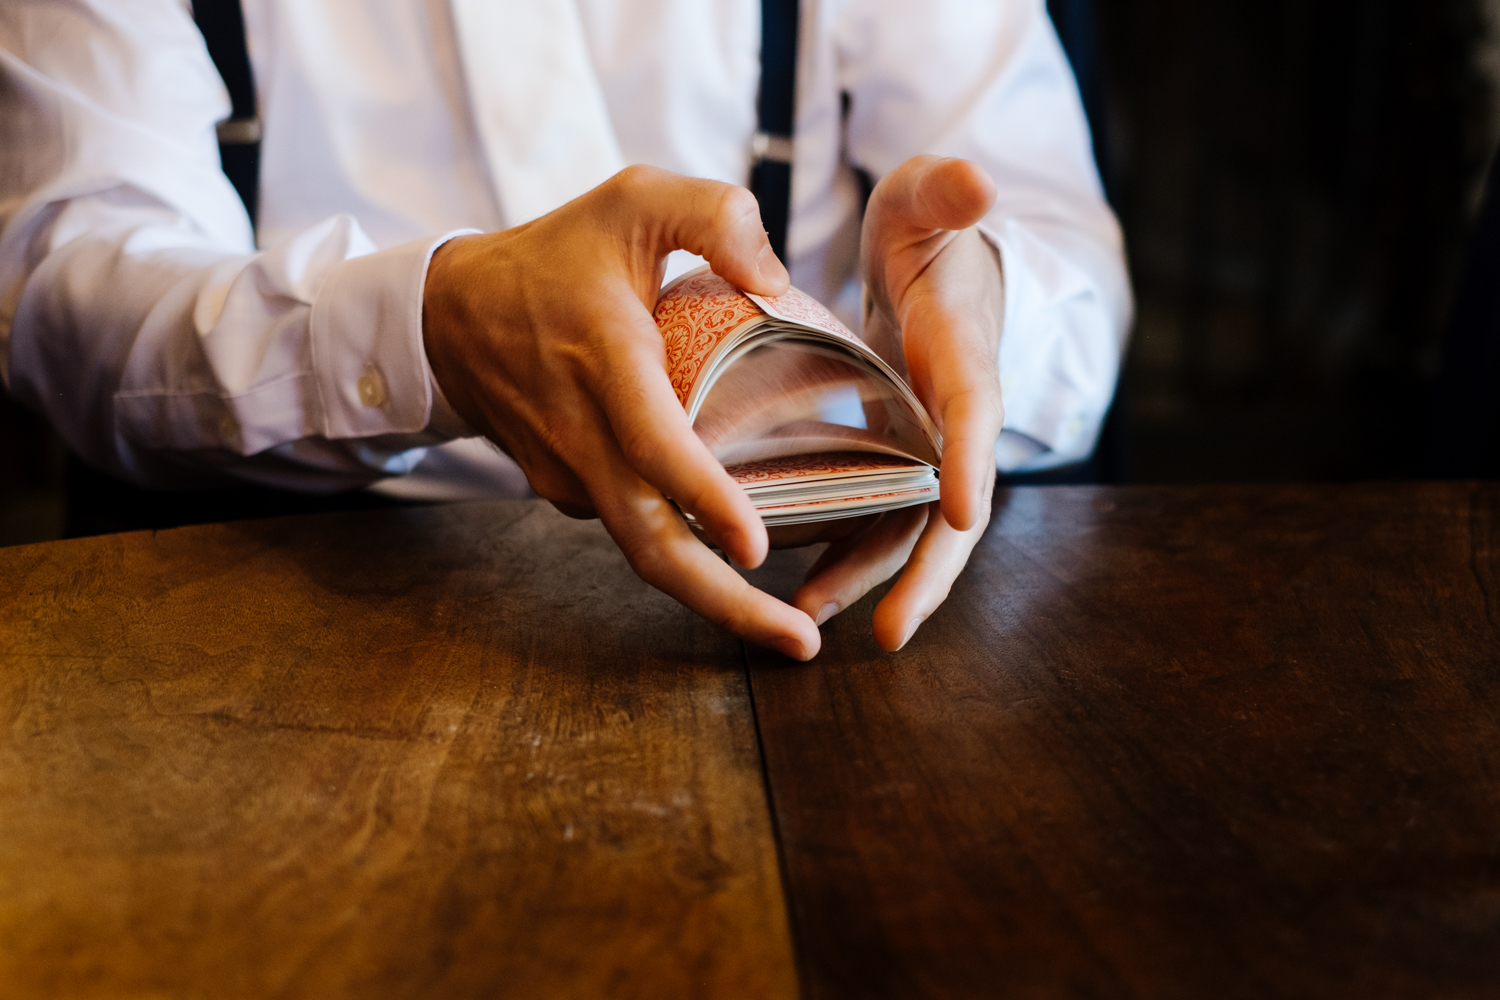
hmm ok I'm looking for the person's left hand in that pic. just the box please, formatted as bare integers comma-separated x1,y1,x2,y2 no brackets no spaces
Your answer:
773,155,1005,651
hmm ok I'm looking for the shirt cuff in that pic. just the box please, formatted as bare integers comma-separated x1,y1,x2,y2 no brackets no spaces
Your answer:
979,216,1113,466
994,428,1048,472
310,229,479,440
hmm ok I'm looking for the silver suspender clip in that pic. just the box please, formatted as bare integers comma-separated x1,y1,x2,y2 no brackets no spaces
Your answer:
215,116,263,146
752,130,795,165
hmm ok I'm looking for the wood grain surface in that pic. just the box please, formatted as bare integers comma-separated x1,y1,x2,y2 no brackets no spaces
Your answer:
745,482,1500,1000
4,484,1497,999
0,503,796,1000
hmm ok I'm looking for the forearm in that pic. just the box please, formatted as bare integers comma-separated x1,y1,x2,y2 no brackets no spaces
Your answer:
0,0,479,491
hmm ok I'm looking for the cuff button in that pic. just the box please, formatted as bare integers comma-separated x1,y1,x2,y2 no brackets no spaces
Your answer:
357,368,388,408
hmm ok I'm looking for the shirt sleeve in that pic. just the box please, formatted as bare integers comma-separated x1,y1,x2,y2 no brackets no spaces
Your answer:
837,0,1133,471
0,0,470,493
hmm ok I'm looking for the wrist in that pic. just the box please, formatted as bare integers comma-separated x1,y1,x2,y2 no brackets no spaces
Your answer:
420,233,494,437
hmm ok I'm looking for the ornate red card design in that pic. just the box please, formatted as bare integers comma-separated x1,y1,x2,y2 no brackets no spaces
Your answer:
744,286,857,342
653,269,763,405
653,266,942,525
725,451,924,485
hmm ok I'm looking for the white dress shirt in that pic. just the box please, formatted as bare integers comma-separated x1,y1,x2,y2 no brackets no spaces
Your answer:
0,0,1131,499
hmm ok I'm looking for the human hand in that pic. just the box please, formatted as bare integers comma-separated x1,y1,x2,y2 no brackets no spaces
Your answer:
422,165,823,659
786,155,1005,650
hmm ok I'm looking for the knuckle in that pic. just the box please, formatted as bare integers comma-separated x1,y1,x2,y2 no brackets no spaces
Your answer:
713,607,750,637
527,468,583,507
976,388,1005,426
713,184,762,235
702,594,753,637
549,500,597,521
532,482,575,508
950,385,1004,431
678,479,719,521
609,163,658,201
617,533,670,585
613,417,661,472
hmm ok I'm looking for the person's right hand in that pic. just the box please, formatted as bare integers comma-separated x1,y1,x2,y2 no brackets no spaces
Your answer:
421,165,823,659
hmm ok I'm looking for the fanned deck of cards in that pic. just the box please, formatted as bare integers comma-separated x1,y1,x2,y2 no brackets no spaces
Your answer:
653,265,942,526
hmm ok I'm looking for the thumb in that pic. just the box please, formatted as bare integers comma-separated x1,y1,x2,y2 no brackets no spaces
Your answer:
609,167,790,296
860,156,997,319
866,155,997,243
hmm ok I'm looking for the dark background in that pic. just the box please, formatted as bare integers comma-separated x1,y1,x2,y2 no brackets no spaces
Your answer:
2,0,1497,545
1088,0,1498,483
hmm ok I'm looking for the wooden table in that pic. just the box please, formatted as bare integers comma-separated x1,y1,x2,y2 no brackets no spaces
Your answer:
2,483,1496,999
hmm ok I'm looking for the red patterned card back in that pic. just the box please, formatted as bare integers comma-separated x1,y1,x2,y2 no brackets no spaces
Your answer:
744,285,858,342
653,269,765,406
724,451,925,485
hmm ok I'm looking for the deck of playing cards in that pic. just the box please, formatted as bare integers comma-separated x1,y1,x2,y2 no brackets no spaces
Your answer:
653,266,942,526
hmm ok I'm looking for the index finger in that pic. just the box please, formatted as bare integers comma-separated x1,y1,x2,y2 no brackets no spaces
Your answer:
871,493,992,651
580,441,822,660
588,313,771,570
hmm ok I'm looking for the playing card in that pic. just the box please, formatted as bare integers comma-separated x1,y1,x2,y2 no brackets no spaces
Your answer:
724,451,927,486
744,285,859,343
654,266,942,526
653,268,765,405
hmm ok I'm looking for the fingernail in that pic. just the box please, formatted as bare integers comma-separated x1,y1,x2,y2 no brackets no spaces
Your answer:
815,602,839,626
757,244,789,287
897,616,926,650
774,636,809,661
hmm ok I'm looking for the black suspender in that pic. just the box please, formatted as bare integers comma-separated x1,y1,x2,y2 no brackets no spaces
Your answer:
191,0,261,228
750,0,800,262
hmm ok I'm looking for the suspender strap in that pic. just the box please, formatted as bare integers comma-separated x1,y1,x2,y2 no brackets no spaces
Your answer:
750,0,799,262
192,0,261,227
